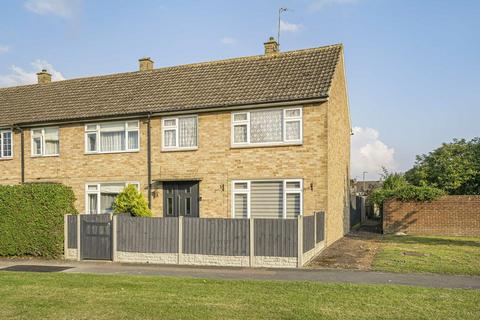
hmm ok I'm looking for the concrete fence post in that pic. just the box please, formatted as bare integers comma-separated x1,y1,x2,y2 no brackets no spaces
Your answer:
77,214,81,261
249,218,255,267
178,216,184,265
64,214,68,259
112,214,117,262
297,215,303,268
313,212,318,253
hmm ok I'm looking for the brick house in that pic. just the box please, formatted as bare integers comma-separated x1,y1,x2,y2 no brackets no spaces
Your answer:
0,38,351,246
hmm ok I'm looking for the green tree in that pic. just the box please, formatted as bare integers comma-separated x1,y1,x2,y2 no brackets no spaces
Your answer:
405,138,480,195
113,185,152,217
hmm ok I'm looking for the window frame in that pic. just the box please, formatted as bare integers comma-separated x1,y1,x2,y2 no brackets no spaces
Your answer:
0,130,13,159
84,120,140,154
31,127,60,157
231,179,303,219
161,115,199,151
85,181,140,214
231,107,303,147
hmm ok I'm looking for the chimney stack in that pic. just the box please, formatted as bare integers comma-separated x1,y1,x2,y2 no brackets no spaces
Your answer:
139,57,154,71
264,37,279,56
37,69,52,84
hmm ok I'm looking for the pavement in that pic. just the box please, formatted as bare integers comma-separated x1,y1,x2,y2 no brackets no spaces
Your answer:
0,258,479,289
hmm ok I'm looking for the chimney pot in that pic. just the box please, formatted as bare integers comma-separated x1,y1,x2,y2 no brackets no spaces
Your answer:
37,70,52,84
264,37,279,56
139,57,154,71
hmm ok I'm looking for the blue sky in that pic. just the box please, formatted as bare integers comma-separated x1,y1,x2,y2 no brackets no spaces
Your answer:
0,0,479,179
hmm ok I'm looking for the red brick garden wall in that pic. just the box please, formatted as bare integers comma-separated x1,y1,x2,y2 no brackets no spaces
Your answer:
383,196,480,236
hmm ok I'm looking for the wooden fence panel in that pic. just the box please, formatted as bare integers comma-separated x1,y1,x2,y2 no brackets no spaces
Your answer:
67,215,77,249
316,212,325,243
183,218,249,256
303,215,315,253
117,215,178,253
254,219,297,257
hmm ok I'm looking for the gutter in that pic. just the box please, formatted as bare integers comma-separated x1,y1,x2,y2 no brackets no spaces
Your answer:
0,96,329,129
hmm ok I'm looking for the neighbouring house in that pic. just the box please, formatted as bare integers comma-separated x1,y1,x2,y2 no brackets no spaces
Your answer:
0,38,351,247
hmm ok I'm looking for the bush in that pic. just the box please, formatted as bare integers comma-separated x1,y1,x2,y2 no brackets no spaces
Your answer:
113,184,152,217
0,183,77,258
370,185,445,206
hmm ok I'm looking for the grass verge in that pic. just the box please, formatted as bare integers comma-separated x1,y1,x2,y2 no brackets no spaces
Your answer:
0,271,478,320
373,235,480,275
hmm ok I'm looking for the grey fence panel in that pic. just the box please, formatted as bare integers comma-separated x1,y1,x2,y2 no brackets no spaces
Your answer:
316,212,325,243
254,219,297,257
303,215,315,253
183,218,249,256
117,215,178,253
80,214,112,260
67,215,78,249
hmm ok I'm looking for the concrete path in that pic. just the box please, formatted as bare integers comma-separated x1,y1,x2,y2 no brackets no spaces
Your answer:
0,258,479,290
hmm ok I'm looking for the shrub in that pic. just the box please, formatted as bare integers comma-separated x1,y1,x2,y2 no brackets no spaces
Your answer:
370,185,445,206
0,183,77,258
113,184,152,217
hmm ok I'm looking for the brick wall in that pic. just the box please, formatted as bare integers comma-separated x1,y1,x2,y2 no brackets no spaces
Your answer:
383,196,480,236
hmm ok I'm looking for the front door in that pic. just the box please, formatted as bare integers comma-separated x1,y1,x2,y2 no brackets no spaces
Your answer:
163,181,199,217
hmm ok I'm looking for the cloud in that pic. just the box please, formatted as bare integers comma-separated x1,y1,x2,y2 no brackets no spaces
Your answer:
309,0,358,12
279,20,303,33
0,60,65,88
351,127,396,180
0,45,10,54
221,37,237,45
24,0,79,18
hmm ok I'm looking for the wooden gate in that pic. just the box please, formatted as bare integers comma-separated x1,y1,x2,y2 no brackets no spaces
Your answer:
80,214,113,260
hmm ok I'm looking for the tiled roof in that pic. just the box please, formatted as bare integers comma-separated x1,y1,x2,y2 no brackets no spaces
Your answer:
0,44,342,125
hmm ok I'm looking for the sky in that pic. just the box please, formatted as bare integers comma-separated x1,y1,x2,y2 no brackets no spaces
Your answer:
0,0,479,180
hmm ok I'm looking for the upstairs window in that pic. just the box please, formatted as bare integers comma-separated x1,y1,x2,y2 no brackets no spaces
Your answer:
85,121,139,153
0,130,12,158
232,107,302,146
162,116,198,150
31,127,59,156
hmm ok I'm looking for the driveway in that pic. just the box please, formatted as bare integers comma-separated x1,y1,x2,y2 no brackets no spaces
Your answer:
0,258,479,290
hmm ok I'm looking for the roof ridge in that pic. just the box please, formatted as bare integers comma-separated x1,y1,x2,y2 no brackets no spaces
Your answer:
0,43,343,92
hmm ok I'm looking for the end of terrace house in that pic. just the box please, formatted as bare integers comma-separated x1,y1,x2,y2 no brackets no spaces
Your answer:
0,37,351,252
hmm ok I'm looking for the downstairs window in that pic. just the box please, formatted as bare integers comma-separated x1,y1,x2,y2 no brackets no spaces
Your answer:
232,179,303,219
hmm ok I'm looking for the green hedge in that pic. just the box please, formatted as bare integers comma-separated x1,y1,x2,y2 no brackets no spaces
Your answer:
0,183,77,258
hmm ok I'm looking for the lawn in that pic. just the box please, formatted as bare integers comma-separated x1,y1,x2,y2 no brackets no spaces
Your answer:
373,235,480,275
0,272,478,320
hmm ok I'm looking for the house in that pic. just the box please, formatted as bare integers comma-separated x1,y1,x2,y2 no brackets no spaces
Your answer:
0,38,351,246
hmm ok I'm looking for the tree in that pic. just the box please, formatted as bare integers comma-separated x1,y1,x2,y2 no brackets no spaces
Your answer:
113,184,152,217
405,138,480,195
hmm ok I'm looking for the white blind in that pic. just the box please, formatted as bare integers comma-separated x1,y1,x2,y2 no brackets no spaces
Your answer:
250,181,283,218
286,193,300,218
234,194,248,218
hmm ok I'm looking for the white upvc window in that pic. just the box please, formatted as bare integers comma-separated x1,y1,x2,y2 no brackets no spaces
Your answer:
85,120,139,154
85,182,140,214
231,107,302,147
162,115,198,150
0,130,13,158
232,179,303,219
31,127,59,156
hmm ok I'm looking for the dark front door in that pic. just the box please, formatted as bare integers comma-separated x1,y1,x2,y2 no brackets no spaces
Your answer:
163,181,199,217
80,214,112,260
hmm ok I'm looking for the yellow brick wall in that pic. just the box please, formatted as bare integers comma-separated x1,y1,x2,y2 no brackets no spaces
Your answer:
0,130,21,185
325,51,351,245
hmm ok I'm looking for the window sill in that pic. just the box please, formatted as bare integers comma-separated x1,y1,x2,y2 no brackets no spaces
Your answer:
161,147,198,153
0,157,13,161
84,150,140,155
230,142,303,149
31,154,60,158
